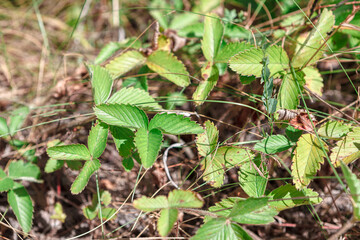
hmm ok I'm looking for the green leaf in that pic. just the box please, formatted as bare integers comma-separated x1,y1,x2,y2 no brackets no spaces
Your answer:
94,104,148,129
95,42,122,64
66,160,83,170
303,67,324,96
292,8,335,68
134,127,163,168
228,197,268,218
254,135,293,154
238,155,268,197
193,62,219,106
192,218,253,240
133,190,203,237
340,161,360,220
8,160,41,182
201,13,223,62
277,71,305,110
149,113,204,135
47,144,91,161
292,134,328,189
83,204,98,220
71,159,101,194
229,45,289,78
107,87,162,110
201,146,254,187
110,126,135,157
105,50,146,79
168,190,204,208
268,184,322,211
88,65,113,105
133,195,168,211
330,127,360,167
215,42,254,63
208,197,277,225
169,13,199,30
9,106,29,136
193,0,221,14
318,121,351,139
122,157,134,171
196,120,219,157
286,125,303,142
8,183,33,233
51,202,67,223
146,50,190,87
95,38,142,65
0,117,9,136
88,121,108,159
158,208,178,237
0,170,14,192
99,207,116,220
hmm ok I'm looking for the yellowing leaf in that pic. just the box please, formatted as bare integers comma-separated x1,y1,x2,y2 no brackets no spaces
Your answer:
292,134,328,189
292,9,335,68
201,146,254,187
330,127,360,167
303,67,324,96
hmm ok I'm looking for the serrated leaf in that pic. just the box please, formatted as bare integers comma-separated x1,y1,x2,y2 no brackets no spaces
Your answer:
208,197,277,225
196,120,219,157
0,175,14,192
146,50,190,87
8,160,41,182
268,184,322,211
340,161,360,220
292,9,335,68
134,128,163,168
238,155,268,197
201,146,254,187
229,45,289,78
193,62,219,106
201,13,223,62
318,121,351,139
133,196,168,211
303,67,324,96
110,126,135,157
88,122,108,159
88,65,113,105
330,127,360,167
47,144,91,161
99,207,116,220
0,117,9,136
168,190,204,208
95,42,122,64
122,157,134,171
95,38,142,65
83,205,98,220
8,183,33,233
286,125,303,142
94,104,148,129
66,160,83,170
9,106,29,136
158,208,178,237
105,50,146,79
71,159,101,194
277,71,305,110
107,87,162,110
149,113,204,135
51,202,67,223
292,134,328,189
254,135,293,154
192,218,252,240
228,197,268,218
215,42,254,63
